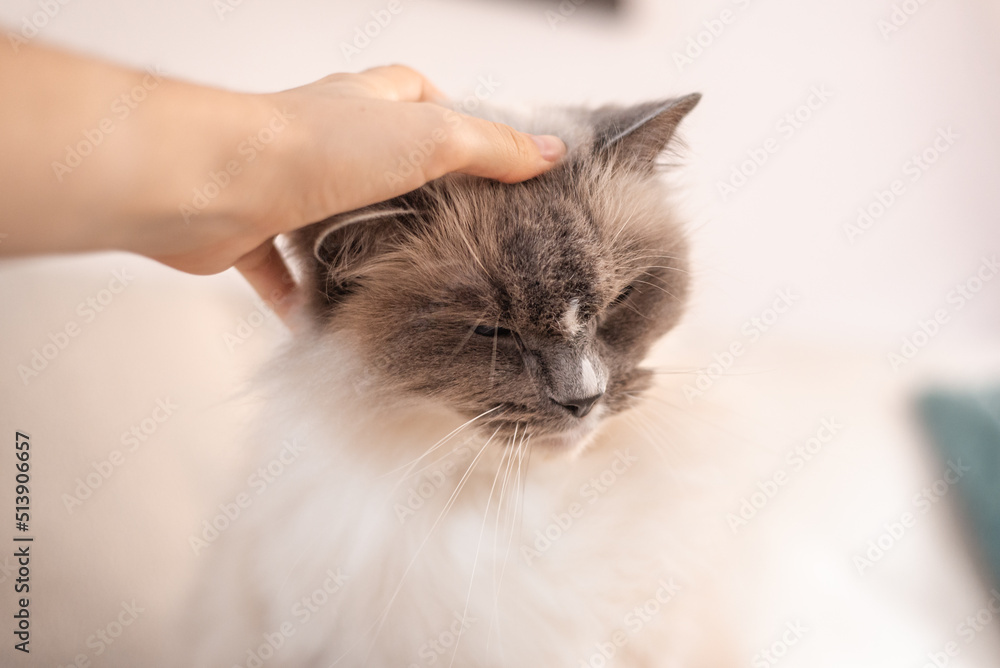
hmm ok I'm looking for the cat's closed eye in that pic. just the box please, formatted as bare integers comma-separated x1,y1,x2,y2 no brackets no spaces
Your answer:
473,324,514,338
609,284,634,307
292,94,698,443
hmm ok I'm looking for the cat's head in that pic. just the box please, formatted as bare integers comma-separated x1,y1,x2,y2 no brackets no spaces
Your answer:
290,95,700,451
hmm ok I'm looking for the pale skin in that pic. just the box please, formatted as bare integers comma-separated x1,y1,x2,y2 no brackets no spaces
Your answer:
0,44,566,317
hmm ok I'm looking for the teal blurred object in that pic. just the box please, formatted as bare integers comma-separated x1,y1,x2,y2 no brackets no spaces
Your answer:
918,386,1000,588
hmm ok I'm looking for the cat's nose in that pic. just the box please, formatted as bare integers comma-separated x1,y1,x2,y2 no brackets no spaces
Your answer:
551,392,604,419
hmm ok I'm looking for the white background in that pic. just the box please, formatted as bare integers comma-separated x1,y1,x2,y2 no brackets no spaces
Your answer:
0,0,999,666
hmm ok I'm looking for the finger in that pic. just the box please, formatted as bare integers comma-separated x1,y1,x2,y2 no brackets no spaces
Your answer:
233,238,299,321
356,64,447,103
428,111,567,184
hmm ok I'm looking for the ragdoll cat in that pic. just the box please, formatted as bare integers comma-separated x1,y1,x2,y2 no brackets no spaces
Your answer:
184,93,743,667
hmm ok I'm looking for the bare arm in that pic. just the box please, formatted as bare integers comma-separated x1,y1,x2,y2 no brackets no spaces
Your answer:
0,44,566,314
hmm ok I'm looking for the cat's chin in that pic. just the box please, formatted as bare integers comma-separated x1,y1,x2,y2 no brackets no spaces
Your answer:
525,409,606,458
530,429,596,456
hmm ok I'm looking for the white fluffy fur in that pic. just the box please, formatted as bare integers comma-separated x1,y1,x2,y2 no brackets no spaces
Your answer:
182,331,744,667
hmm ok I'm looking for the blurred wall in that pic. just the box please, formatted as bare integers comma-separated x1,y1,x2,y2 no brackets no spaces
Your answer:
1,0,997,352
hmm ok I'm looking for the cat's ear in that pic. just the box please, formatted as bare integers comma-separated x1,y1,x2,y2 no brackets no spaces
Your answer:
312,207,413,266
305,205,416,306
591,94,701,172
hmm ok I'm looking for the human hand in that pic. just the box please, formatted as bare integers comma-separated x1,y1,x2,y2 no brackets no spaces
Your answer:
0,47,566,321
184,65,567,318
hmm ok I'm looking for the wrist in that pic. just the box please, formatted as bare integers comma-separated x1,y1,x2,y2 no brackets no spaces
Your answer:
212,91,306,235
114,83,300,269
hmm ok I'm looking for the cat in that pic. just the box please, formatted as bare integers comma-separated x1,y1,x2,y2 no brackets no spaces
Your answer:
183,93,745,667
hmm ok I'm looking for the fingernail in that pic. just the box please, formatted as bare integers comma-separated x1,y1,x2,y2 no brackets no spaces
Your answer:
530,134,566,162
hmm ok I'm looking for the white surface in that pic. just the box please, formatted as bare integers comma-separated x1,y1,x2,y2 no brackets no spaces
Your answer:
1,0,999,666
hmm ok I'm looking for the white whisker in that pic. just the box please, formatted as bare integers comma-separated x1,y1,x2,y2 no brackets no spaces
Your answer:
380,405,502,481
450,427,520,667
632,278,680,302
342,431,497,667
488,432,530,655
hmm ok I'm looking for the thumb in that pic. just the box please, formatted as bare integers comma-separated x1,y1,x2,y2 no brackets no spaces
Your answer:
433,112,567,184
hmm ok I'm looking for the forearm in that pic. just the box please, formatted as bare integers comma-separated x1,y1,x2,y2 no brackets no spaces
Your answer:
0,49,565,304
0,43,285,270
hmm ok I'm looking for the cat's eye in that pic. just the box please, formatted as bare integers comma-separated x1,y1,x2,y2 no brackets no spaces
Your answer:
474,324,513,338
610,284,635,307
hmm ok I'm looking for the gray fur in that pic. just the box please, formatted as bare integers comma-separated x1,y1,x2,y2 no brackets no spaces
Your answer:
289,96,700,445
